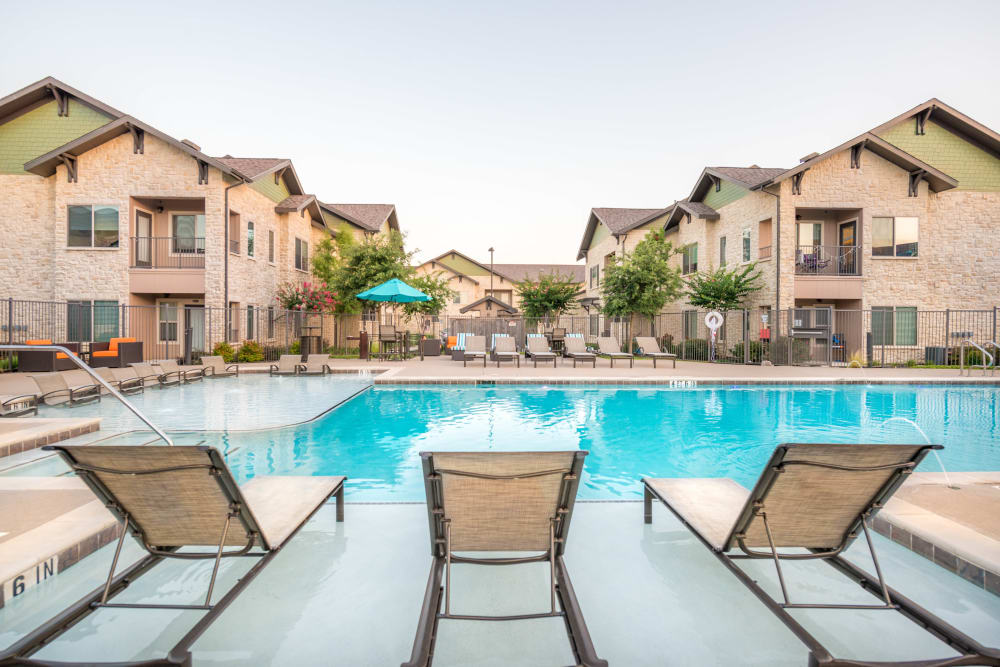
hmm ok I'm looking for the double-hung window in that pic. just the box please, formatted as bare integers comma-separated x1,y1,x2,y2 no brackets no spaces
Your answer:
268,230,275,263
67,300,119,342
247,222,255,258
681,244,698,274
872,306,917,346
589,265,599,287
719,237,727,267
158,302,179,342
742,229,751,262
171,214,205,253
294,238,308,271
872,217,918,257
68,205,119,248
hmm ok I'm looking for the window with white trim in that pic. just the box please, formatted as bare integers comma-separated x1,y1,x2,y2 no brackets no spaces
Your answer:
158,302,178,342
294,238,308,271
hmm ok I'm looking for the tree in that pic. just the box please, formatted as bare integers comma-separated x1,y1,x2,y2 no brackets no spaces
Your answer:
328,230,414,314
402,272,456,333
514,272,579,319
600,232,683,319
310,223,357,287
685,263,763,312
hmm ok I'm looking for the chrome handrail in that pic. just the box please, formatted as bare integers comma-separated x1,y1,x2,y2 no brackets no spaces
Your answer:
0,344,173,445
959,339,994,377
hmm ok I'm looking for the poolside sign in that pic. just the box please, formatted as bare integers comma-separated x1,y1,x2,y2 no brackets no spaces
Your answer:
705,311,723,361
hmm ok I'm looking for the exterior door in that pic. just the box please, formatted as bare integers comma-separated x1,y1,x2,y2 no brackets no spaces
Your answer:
838,221,857,274
183,305,205,363
135,211,152,267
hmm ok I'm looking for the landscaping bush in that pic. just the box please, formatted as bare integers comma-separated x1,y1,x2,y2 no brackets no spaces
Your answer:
946,345,983,367
677,338,709,360
289,339,301,355
768,336,810,365
237,340,264,363
728,341,766,362
212,341,236,363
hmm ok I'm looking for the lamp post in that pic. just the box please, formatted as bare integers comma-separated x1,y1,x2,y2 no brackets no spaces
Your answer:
488,247,495,295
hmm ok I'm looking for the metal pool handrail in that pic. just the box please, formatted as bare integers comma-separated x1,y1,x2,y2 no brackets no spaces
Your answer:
959,339,994,376
0,344,173,446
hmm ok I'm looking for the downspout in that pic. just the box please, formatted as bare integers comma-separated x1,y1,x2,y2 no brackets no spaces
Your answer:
223,175,250,337
759,184,781,313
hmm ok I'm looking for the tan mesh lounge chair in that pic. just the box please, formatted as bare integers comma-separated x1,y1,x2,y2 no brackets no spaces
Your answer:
596,337,632,368
157,359,206,382
402,451,607,667
200,355,239,377
29,370,101,406
301,354,333,375
643,443,1000,667
114,365,160,388
269,354,304,376
634,336,677,368
564,336,596,368
0,373,40,416
1,444,346,667
493,336,520,368
525,336,557,368
462,335,487,367
96,366,144,396
131,361,182,387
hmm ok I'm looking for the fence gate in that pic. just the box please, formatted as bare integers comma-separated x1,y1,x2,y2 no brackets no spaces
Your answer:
787,307,833,366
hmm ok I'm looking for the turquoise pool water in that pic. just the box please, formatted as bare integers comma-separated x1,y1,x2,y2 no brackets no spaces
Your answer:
213,384,999,500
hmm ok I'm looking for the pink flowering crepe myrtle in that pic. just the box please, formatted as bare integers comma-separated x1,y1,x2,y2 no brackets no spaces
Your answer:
277,281,340,312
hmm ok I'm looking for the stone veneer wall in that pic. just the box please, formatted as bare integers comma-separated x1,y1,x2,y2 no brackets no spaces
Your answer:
0,174,55,300
581,218,663,302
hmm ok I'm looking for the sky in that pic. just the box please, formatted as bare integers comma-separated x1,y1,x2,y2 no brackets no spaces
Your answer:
2,0,999,266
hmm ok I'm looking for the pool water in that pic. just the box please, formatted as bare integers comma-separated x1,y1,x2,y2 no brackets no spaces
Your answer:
209,384,1000,500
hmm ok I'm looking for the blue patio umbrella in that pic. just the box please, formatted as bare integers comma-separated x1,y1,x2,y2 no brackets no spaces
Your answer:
357,278,430,326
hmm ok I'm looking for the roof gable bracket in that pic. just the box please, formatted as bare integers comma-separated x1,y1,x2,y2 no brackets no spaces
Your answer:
59,154,77,183
915,108,933,136
850,140,867,169
791,169,808,195
127,124,144,154
709,174,721,192
274,167,287,186
908,169,926,197
197,160,209,185
46,85,69,116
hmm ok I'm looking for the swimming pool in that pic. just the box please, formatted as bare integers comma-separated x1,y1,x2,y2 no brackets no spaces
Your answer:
211,384,1000,500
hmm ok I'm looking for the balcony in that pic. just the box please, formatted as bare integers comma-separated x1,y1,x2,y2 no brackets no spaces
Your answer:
130,237,205,269
795,245,859,276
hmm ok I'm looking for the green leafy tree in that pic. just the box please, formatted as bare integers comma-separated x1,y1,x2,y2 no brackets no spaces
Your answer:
600,232,683,319
515,272,579,319
402,272,456,332
329,230,414,314
685,263,763,312
311,223,357,286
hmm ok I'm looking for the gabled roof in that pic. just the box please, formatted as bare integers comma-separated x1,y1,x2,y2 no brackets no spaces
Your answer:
23,116,252,180
459,295,518,315
493,263,586,284
419,260,480,285
687,166,787,202
869,97,1000,158
275,194,324,226
751,132,958,193
0,76,124,124
662,200,720,232
215,156,305,195
321,203,398,233
576,207,672,260
427,249,497,277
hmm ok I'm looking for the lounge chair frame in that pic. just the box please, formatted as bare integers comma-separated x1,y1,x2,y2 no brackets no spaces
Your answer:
642,443,1000,667
493,337,520,368
634,336,677,369
1,393,38,417
403,451,606,667
462,336,488,368
1,445,346,667
563,337,596,368
269,355,305,376
525,337,557,368
157,360,205,383
597,337,632,368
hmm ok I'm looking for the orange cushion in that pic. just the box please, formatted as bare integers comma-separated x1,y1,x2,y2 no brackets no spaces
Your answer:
108,337,135,352
56,352,71,359
447,336,457,349
92,350,118,357
26,339,52,345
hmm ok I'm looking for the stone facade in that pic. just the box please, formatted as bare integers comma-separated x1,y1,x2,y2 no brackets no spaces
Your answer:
581,217,665,303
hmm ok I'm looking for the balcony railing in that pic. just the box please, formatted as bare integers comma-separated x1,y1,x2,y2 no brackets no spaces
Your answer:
759,245,772,260
229,239,240,255
795,245,860,276
130,237,205,269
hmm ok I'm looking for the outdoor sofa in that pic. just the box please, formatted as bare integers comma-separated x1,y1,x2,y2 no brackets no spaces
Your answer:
17,340,80,372
89,337,143,368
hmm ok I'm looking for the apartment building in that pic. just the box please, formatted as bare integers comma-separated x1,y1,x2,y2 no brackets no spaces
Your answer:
414,250,585,318
0,77,397,354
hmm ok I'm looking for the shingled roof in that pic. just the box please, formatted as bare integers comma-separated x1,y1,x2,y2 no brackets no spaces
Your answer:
577,207,673,260
214,157,288,180
492,263,586,284
322,203,397,232
709,166,788,189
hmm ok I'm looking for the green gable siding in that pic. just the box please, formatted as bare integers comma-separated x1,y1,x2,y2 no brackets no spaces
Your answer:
877,120,1000,191
250,174,291,203
436,253,489,276
702,179,747,209
588,220,610,250
0,99,112,174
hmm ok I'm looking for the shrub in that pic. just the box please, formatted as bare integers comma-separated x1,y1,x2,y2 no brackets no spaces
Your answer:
677,338,709,360
728,341,766,362
212,341,236,363
768,336,810,365
237,340,264,363
289,339,301,355
905,358,918,368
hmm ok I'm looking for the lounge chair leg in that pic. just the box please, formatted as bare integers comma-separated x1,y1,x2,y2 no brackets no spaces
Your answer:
100,515,129,604
335,484,345,522
761,510,791,605
643,485,653,524
205,513,234,607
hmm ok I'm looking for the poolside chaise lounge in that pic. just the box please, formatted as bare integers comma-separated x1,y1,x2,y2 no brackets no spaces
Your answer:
0,373,41,416
200,355,239,377
525,335,557,368
402,451,607,667
269,354,304,376
563,336,596,368
642,442,1000,667
28,370,101,406
462,335,488,367
130,361,182,387
634,336,677,369
113,365,161,388
157,359,206,382
596,336,633,368
95,366,145,395
0,444,346,667
493,335,520,367
301,354,333,375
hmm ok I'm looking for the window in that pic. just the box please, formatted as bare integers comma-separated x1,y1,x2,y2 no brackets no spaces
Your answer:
68,205,119,248
66,300,118,342
228,302,240,341
268,230,275,263
681,244,698,274
872,306,917,346
171,214,205,253
758,218,772,259
228,212,240,254
158,302,178,342
294,238,308,271
589,265,599,288
796,222,822,248
683,310,698,339
267,306,275,339
453,292,461,304
719,237,727,267
246,305,254,339
742,229,751,262
247,221,255,258
872,217,918,257
589,314,600,336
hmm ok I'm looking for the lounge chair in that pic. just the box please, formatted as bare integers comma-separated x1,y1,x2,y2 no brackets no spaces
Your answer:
564,336,596,368
596,336,633,368
269,354,304,376
0,373,41,416
462,335,488,367
131,361,182,387
1,444,346,666
493,335,520,367
157,359,206,382
89,337,143,368
301,354,333,375
114,365,160,388
18,339,80,372
634,336,677,369
642,442,1000,667
28,370,101,406
402,451,607,667
525,335,557,368
200,355,239,377
95,366,144,395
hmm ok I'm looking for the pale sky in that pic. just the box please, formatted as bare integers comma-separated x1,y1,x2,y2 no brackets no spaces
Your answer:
3,0,998,266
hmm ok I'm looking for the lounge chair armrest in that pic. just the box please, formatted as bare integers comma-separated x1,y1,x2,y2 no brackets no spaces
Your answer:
2,393,37,408
180,368,203,380
296,364,308,373
226,364,240,374
201,366,215,377
158,370,183,382
69,384,101,400
39,387,71,401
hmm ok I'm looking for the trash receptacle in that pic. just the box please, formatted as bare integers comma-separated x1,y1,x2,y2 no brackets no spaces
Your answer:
359,331,368,360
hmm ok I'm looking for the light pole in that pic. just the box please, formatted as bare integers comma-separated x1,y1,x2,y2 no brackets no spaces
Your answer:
488,247,495,295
